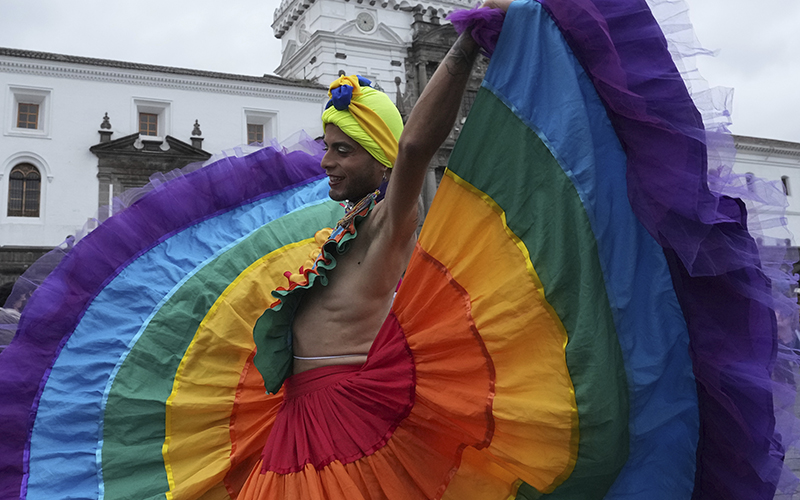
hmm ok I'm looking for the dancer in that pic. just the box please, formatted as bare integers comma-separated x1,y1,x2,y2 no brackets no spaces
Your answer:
242,5,510,496
1,0,794,498
250,21,490,391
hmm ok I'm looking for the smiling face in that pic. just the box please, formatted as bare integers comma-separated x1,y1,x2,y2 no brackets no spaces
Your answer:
322,123,387,201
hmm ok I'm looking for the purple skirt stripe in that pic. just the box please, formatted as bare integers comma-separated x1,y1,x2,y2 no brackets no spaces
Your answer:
534,0,783,497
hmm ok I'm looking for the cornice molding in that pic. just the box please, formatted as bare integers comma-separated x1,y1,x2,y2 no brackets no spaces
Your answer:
734,135,800,158
334,21,406,44
735,144,800,158
276,29,409,77
0,59,327,103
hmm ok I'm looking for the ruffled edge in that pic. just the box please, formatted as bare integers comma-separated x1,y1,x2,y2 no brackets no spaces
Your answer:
647,0,800,493
269,199,374,310
446,6,506,57
532,0,798,496
0,133,326,498
251,200,373,394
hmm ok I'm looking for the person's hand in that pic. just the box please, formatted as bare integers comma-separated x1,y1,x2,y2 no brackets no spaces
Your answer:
481,0,513,12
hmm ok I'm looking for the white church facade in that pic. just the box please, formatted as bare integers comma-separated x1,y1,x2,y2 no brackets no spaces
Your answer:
732,136,800,248
272,0,477,92
0,48,328,256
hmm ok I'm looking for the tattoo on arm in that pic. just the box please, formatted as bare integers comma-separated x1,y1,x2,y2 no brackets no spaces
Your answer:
445,34,479,76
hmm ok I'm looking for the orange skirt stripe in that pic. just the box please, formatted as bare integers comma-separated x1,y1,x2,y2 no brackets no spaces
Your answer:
418,173,578,493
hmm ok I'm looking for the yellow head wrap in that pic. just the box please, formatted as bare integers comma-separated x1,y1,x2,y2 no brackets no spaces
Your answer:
321,75,404,168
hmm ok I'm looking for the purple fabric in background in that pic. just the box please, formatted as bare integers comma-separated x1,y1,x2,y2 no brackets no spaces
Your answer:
0,143,325,500
447,7,506,57
533,0,785,498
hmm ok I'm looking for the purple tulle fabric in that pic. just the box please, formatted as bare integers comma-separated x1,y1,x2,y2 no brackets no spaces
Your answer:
531,0,798,497
2,242,72,310
78,132,325,241
447,7,506,57
0,242,72,353
0,132,324,357
0,133,325,499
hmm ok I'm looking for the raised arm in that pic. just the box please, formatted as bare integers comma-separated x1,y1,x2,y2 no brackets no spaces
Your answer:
382,32,482,238
382,0,512,241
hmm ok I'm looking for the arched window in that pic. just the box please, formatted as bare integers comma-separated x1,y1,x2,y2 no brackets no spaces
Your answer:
7,163,40,217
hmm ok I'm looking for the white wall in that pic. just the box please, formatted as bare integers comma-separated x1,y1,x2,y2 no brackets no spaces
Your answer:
273,0,477,94
0,54,328,248
731,137,800,245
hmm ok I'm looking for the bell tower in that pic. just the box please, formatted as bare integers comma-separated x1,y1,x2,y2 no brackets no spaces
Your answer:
271,0,478,97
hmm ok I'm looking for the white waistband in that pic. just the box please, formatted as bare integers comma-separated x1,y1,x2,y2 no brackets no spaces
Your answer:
293,353,367,360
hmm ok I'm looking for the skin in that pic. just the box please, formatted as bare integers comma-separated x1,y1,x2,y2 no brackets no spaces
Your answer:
320,123,388,203
291,0,513,374
291,126,414,371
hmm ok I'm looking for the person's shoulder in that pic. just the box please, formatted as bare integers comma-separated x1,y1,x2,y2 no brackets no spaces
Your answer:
367,200,417,251
359,199,402,244
369,198,388,222
360,200,385,235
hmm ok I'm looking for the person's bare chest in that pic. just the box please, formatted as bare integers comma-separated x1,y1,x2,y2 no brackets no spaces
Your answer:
299,216,386,314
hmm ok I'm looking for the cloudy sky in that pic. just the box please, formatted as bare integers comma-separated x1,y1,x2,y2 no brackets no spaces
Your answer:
1,0,798,142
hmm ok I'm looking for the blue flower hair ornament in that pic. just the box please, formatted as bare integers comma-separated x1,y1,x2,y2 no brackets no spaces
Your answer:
326,75,373,110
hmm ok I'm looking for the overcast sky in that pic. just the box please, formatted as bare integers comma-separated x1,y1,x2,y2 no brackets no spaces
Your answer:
1,0,798,143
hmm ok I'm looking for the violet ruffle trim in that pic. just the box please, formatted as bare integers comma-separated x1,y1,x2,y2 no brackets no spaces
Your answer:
75,131,325,244
0,134,326,498
535,0,797,497
447,7,506,58
649,0,800,494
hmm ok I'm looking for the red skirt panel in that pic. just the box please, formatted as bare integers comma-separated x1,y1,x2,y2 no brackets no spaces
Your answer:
260,312,416,475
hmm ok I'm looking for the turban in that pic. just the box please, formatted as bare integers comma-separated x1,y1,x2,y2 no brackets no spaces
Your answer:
322,75,404,169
